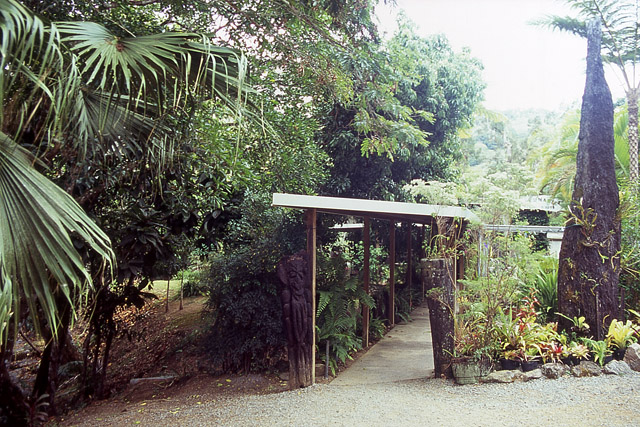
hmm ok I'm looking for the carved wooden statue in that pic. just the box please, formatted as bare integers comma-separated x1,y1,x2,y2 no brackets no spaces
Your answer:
277,250,313,388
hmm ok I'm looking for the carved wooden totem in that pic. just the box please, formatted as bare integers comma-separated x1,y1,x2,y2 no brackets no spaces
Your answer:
277,250,313,388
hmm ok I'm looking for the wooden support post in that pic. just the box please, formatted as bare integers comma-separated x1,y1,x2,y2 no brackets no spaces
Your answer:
406,224,413,307
306,209,317,384
419,225,426,298
363,216,370,348
388,221,396,326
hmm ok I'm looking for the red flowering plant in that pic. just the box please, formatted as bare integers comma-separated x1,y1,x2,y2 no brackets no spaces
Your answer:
495,291,568,363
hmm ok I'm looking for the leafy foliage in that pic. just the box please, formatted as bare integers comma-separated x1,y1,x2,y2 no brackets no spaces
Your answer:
203,191,305,371
321,17,484,200
316,249,375,374
619,180,640,312
204,243,286,372
529,258,559,322
535,107,629,205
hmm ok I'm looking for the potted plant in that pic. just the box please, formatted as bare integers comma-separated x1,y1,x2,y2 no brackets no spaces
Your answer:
606,319,639,360
562,341,590,365
583,338,612,366
450,317,493,384
494,307,523,370
520,348,542,372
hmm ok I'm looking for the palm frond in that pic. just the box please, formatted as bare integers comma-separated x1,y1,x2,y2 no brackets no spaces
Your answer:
0,269,12,347
613,106,630,177
0,132,114,340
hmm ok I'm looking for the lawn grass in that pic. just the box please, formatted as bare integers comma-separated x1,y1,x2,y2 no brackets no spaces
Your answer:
150,278,183,300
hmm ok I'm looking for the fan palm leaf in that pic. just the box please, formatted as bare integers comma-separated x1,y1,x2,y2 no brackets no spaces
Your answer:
0,132,114,343
0,0,252,345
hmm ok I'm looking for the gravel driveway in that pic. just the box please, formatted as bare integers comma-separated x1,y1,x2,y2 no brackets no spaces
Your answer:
58,303,640,426
62,373,640,426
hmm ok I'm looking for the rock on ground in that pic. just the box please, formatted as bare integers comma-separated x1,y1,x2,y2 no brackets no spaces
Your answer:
481,370,523,384
542,363,568,379
604,360,634,376
624,343,640,372
572,361,602,377
522,368,543,381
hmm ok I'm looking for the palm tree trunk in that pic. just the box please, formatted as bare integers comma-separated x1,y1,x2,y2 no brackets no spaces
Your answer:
628,88,639,184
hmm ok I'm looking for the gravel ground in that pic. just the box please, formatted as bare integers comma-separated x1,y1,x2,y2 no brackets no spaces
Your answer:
61,373,640,426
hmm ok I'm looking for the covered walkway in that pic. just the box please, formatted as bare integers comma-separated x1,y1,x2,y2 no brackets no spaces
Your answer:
272,193,473,386
330,301,434,386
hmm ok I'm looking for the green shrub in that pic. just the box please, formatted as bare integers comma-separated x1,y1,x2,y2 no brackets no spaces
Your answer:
202,191,305,372
203,241,287,372
619,183,640,313
179,269,208,297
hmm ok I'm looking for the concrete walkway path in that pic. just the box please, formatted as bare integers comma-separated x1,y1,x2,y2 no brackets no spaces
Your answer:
330,301,434,386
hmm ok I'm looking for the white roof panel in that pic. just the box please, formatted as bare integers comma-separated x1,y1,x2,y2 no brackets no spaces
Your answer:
272,193,480,223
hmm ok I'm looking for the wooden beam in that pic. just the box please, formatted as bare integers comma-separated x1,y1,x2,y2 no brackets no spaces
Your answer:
363,216,370,348
306,209,317,384
388,221,396,326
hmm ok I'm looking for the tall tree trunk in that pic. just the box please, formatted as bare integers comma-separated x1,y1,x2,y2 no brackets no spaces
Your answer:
31,298,72,415
557,20,622,338
422,258,454,378
627,87,639,183
179,272,184,311
165,278,170,313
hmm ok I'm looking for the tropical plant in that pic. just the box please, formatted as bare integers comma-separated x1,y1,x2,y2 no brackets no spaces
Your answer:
316,249,375,375
567,341,589,360
536,107,630,205
619,181,640,312
583,338,613,366
529,258,559,321
0,0,251,418
369,317,388,341
494,307,520,358
460,232,527,334
394,286,414,324
536,110,581,204
0,0,250,329
606,319,639,349
557,313,591,336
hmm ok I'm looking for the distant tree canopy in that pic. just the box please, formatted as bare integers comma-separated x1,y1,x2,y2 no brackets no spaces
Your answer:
321,18,485,200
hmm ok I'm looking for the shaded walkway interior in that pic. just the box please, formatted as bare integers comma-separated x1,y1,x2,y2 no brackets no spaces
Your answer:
330,302,434,386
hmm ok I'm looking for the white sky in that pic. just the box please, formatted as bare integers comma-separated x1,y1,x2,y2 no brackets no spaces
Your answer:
375,0,627,111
